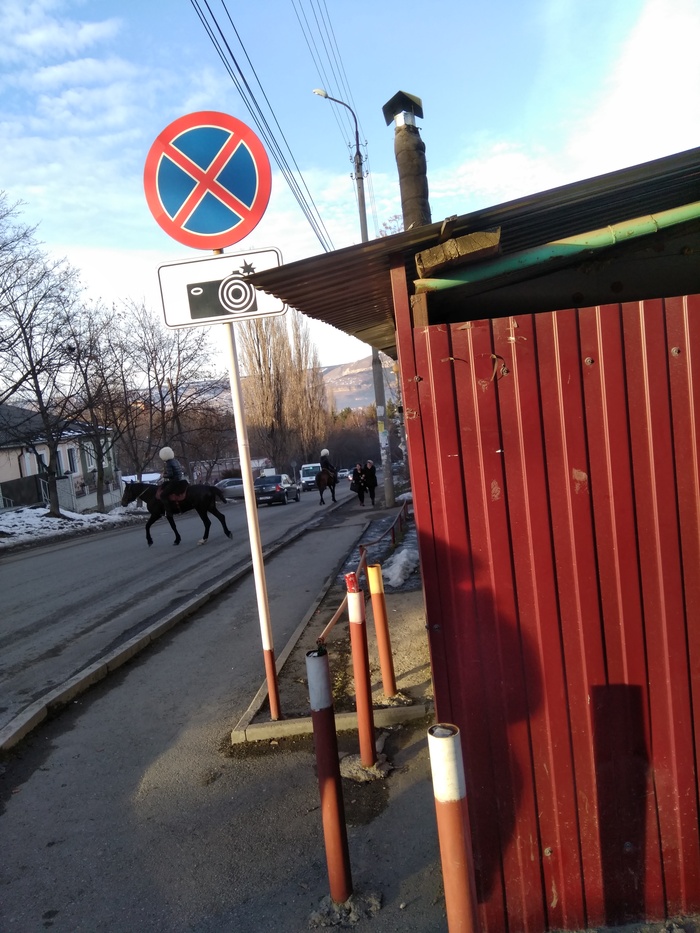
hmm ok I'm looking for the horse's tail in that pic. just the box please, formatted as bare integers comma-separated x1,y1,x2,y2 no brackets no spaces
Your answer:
214,486,227,504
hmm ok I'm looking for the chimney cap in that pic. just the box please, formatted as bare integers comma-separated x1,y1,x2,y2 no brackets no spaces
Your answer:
382,91,423,126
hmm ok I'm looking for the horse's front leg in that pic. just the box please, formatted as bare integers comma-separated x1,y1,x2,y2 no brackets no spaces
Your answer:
331,484,336,503
145,514,157,547
166,511,181,546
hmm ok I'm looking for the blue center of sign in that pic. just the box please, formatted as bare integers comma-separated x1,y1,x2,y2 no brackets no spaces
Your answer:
173,126,229,169
158,127,259,233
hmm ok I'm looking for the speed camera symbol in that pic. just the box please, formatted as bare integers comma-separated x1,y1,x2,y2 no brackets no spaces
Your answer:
187,274,258,320
218,275,258,314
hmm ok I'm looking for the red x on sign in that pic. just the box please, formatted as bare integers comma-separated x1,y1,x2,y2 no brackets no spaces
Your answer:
144,111,272,250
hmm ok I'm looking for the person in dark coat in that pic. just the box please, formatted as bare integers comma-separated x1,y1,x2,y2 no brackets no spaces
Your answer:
158,446,188,513
363,459,377,506
351,462,366,506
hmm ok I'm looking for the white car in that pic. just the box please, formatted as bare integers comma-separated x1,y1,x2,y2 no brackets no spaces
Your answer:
337,468,349,479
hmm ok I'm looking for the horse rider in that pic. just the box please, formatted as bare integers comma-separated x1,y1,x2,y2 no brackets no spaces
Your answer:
159,446,188,513
319,448,337,482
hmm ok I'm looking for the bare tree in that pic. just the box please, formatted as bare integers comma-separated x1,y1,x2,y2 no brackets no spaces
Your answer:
61,302,125,511
0,233,84,516
115,302,218,477
238,314,292,469
287,311,329,462
238,310,329,471
379,214,404,237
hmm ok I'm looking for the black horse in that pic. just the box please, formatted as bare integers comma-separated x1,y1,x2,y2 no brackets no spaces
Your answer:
121,482,232,547
315,468,336,505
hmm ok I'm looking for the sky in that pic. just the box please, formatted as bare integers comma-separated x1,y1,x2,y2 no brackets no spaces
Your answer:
1,0,700,367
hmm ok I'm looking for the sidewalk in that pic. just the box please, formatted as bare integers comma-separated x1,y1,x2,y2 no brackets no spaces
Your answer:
1,500,448,933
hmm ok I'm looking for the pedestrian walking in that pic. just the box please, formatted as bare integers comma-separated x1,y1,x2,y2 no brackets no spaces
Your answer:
363,459,377,506
350,462,366,506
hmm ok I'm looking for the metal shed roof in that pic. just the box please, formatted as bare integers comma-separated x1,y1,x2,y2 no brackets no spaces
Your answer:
250,145,700,359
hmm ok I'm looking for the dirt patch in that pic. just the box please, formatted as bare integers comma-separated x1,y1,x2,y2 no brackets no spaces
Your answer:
251,581,431,724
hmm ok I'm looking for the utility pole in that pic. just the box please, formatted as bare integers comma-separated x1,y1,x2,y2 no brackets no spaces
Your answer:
313,89,395,506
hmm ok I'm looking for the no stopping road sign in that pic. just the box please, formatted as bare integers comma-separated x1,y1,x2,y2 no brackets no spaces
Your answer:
144,111,272,250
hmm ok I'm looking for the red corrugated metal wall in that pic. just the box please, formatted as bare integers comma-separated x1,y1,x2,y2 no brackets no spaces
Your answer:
396,285,700,931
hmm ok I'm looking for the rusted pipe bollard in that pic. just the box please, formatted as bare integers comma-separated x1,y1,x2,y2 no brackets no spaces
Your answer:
428,724,480,933
345,572,377,768
366,564,397,697
306,647,353,905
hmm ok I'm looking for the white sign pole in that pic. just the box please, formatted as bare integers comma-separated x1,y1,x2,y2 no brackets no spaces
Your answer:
223,319,281,720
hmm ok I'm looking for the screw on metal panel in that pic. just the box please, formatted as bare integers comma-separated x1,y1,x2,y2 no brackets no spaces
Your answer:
671,347,682,356
544,847,553,857
623,841,633,852
584,357,595,366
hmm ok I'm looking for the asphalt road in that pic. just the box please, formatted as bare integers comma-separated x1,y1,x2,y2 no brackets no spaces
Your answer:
0,485,353,733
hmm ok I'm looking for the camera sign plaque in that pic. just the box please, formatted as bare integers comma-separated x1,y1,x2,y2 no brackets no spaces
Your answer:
158,248,286,329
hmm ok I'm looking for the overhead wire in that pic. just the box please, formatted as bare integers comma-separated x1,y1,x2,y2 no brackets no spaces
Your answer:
305,0,381,236
189,0,335,252
189,0,381,248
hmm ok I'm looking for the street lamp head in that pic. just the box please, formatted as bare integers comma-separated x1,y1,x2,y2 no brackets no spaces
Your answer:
312,88,328,99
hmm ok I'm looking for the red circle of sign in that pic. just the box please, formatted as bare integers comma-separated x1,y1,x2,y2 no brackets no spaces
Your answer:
144,111,272,250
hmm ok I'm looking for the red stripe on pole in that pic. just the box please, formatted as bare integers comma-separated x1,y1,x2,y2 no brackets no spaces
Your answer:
263,648,281,721
346,588,377,768
306,649,353,904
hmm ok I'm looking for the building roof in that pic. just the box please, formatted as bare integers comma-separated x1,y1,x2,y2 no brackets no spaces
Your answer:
250,146,700,359
0,404,97,449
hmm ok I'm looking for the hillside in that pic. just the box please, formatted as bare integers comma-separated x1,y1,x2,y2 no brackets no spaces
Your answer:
321,354,397,411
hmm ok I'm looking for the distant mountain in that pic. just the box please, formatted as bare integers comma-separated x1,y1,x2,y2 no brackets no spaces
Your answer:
322,355,397,411
188,355,397,413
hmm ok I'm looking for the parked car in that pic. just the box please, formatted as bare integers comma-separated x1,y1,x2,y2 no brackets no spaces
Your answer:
215,477,244,499
253,473,300,506
337,468,349,479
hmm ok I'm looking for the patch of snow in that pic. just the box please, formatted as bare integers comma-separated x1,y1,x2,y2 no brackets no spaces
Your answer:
0,505,138,550
382,547,420,588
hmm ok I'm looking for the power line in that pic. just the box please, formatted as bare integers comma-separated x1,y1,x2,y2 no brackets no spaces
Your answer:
294,0,380,236
189,0,335,252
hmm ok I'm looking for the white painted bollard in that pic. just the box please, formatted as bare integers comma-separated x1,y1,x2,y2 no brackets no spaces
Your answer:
428,723,480,932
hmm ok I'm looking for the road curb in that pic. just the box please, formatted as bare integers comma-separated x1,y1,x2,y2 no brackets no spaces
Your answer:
1,496,352,753
231,703,432,744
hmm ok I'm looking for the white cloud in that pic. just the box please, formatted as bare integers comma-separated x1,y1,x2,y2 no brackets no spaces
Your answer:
566,0,700,176
0,3,121,64
31,55,139,90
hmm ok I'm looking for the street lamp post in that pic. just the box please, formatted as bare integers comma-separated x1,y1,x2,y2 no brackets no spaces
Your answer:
313,88,395,507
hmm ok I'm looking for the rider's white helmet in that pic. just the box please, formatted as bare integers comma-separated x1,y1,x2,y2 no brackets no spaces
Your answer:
159,446,175,461
320,448,329,457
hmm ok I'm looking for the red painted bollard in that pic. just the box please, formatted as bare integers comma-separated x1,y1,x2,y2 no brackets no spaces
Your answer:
428,723,480,933
344,572,377,768
366,564,397,697
306,647,353,905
